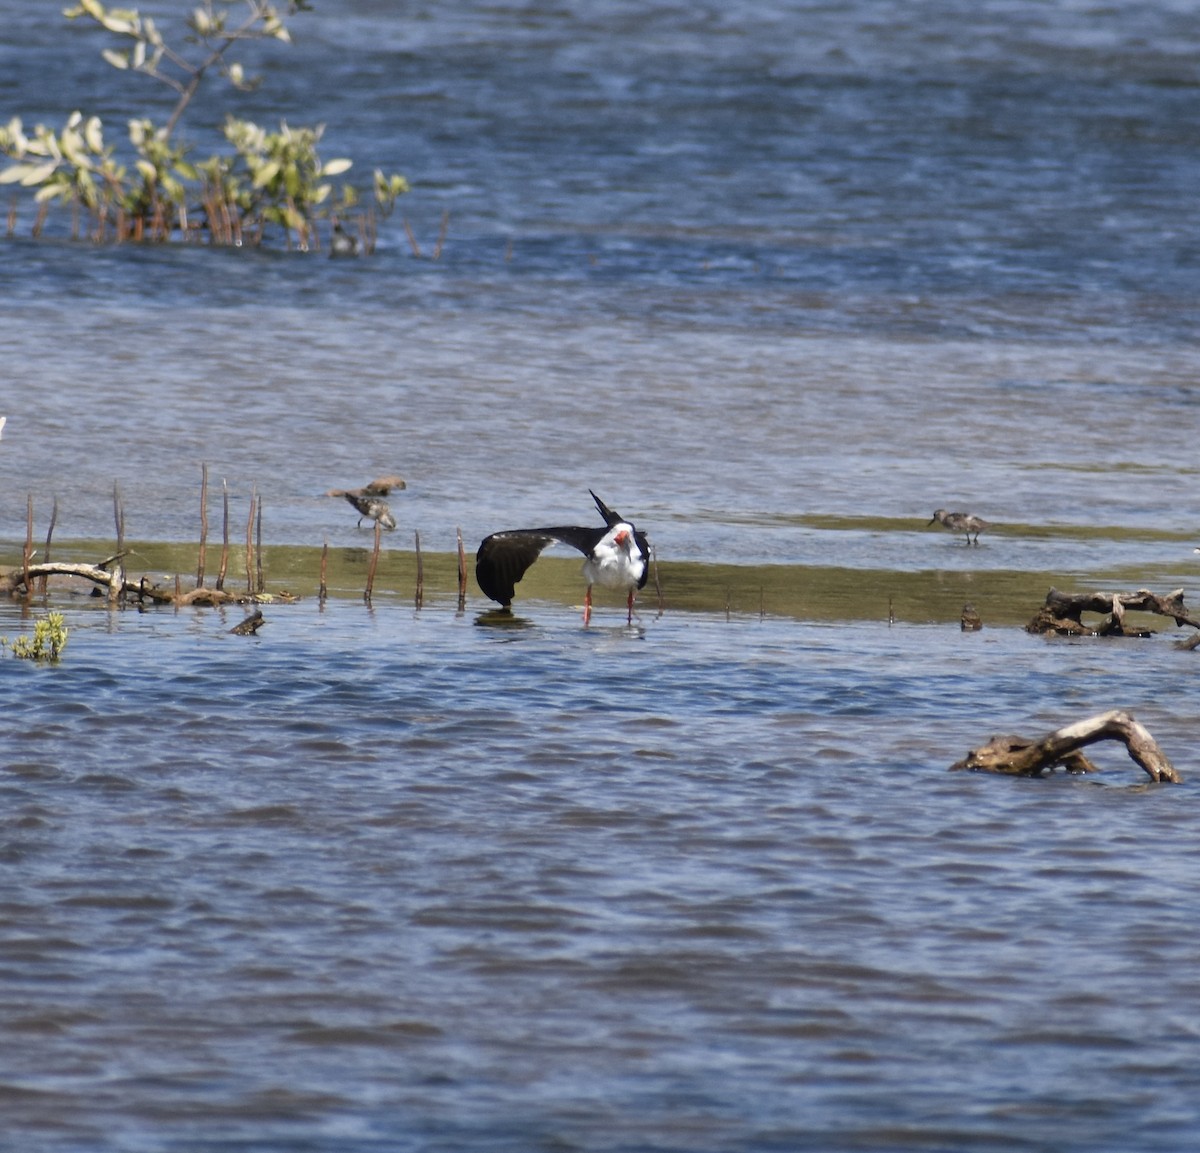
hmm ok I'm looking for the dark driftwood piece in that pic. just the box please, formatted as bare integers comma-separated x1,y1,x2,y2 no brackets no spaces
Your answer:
1026,587,1200,637
230,608,265,635
951,710,1181,783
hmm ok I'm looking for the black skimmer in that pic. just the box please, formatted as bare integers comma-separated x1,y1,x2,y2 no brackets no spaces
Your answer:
475,490,649,624
929,508,989,546
327,474,406,531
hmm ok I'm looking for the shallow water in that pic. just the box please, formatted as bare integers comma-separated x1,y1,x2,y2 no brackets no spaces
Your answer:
4,0,1200,1149
2,598,1200,1152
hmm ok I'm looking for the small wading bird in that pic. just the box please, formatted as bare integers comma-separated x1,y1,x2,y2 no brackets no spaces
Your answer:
929,508,989,546
475,490,649,624
327,474,407,531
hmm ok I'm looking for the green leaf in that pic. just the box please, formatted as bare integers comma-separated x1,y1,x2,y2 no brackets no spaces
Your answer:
102,48,130,70
84,116,104,153
100,8,139,34
252,159,280,188
319,157,352,177
0,160,59,186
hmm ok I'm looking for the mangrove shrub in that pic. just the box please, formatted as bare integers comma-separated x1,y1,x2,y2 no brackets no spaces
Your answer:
0,1,409,251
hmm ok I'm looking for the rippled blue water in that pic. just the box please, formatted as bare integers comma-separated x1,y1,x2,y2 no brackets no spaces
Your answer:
2,599,1200,1152
4,1,1200,1149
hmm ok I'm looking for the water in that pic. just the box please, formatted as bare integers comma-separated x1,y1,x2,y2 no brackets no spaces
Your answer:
3,1,1200,1149
3,601,1200,1152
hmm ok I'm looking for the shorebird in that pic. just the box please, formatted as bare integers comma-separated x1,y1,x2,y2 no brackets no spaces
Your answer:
327,474,406,530
929,508,989,546
475,490,649,624
330,219,358,258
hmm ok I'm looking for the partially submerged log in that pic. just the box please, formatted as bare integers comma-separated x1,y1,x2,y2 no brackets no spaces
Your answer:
2,559,257,606
1026,587,1200,637
951,709,1181,783
230,608,266,635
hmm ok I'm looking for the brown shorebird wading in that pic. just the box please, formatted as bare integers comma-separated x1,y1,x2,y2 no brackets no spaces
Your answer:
929,508,989,546
327,474,406,531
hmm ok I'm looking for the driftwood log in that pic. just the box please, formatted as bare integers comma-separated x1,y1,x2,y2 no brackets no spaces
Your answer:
1,559,259,606
1026,587,1200,637
951,709,1180,783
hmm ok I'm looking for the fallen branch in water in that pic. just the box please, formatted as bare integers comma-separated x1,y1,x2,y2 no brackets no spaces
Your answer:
1,559,261,606
1026,587,1200,637
230,608,266,635
950,709,1181,783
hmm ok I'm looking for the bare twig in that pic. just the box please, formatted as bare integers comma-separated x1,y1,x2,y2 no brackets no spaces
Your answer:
197,462,208,589
456,527,467,611
217,477,230,591
365,520,382,603
39,495,58,596
23,494,33,599
415,529,424,608
245,486,257,595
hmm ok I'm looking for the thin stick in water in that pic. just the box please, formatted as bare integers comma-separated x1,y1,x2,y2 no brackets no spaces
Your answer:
197,463,208,589
365,520,382,603
403,217,421,258
415,529,424,609
112,481,125,603
245,487,257,595
217,478,230,592
456,527,467,611
23,494,33,599
319,537,329,606
39,496,58,596
255,491,264,594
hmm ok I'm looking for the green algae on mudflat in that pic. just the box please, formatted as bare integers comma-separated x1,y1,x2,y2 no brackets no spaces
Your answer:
6,537,1198,630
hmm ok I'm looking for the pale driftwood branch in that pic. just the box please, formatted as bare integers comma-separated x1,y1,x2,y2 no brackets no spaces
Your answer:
1026,587,1200,636
2,561,252,607
951,709,1181,783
